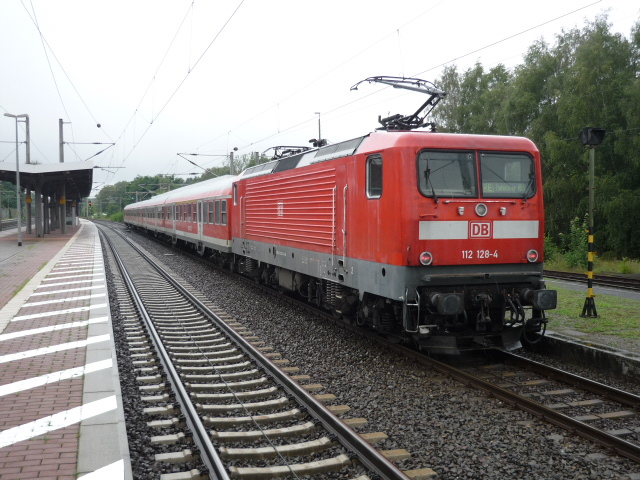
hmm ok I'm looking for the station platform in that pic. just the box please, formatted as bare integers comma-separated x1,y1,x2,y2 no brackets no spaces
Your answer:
0,220,131,479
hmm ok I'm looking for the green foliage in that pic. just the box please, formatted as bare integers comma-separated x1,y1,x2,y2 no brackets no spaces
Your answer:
544,235,561,263
434,14,640,259
560,216,588,269
0,181,18,209
109,211,124,222
620,259,633,275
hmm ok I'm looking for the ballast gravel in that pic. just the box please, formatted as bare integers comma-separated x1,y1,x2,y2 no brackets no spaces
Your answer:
113,230,640,480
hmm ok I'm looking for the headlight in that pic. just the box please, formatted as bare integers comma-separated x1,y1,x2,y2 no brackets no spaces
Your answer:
420,251,433,266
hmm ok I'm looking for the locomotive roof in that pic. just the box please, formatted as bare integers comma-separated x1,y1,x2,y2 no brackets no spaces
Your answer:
360,130,538,153
239,131,537,180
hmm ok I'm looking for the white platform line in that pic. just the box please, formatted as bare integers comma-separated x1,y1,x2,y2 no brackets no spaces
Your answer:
58,258,101,264
0,395,117,448
0,334,110,364
0,359,112,397
47,268,103,277
36,278,104,289
52,264,102,272
12,303,108,322
22,293,106,308
30,285,106,297
55,256,99,261
41,273,103,283
55,262,101,269
0,317,108,342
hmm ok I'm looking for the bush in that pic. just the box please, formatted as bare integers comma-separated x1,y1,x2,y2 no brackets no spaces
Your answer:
544,235,561,263
560,215,588,270
109,212,124,222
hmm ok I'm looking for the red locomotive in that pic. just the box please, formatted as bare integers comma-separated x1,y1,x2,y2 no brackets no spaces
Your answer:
125,77,557,354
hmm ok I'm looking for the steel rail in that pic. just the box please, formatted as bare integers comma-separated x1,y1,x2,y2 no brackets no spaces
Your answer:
545,270,640,292
105,225,411,480
99,229,231,480
496,350,640,408
398,346,640,463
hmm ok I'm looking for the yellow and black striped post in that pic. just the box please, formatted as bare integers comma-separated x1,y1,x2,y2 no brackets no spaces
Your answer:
579,127,605,318
581,227,597,317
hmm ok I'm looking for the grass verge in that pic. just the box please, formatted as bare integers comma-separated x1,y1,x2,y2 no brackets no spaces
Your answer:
548,284,640,341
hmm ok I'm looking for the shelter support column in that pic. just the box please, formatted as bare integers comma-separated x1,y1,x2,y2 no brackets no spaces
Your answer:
60,185,66,234
71,199,77,227
44,195,50,234
35,182,42,237
26,189,32,234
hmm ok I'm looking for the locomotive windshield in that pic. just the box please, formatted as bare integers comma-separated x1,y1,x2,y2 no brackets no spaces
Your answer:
418,150,536,199
418,151,477,198
480,152,535,199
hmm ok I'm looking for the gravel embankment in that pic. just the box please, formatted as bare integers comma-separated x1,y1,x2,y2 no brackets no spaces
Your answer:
114,230,640,480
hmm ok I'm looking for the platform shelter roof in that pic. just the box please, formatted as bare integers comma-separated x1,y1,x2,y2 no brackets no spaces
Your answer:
0,161,93,200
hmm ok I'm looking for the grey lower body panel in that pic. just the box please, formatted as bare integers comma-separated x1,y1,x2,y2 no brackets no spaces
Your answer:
232,237,545,300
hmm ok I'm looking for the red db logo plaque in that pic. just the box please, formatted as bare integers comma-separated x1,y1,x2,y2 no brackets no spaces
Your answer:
470,222,492,238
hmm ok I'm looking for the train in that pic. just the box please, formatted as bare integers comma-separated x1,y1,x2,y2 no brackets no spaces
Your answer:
124,77,557,354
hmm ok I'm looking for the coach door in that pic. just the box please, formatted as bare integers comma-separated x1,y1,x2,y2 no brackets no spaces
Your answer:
197,201,204,238
197,201,205,254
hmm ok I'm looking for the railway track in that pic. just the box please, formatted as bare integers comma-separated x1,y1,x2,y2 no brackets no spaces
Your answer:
107,222,640,472
545,270,640,292
459,351,640,462
97,223,433,479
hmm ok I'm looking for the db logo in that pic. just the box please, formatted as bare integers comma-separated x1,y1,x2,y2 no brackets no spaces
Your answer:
470,222,492,238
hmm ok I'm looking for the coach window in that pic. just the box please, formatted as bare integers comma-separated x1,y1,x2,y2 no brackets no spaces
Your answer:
208,201,214,223
215,200,221,225
221,200,228,225
233,184,238,205
192,203,197,222
366,154,383,198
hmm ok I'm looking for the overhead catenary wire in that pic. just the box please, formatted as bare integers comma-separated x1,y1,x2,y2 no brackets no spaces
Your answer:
21,0,112,146
94,0,612,190
112,0,246,175
194,1,604,156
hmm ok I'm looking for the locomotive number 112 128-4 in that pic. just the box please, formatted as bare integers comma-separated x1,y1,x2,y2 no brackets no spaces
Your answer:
462,250,499,259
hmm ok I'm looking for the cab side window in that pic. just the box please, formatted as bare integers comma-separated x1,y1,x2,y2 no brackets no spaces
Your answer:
367,154,383,198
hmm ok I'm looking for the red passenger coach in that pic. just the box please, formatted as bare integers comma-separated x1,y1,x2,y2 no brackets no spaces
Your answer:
125,76,557,354
125,175,235,262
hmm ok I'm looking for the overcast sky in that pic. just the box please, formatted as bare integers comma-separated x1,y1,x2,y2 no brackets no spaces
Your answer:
0,0,637,195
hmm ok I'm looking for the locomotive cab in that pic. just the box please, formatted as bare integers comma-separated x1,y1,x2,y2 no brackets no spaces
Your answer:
353,133,557,354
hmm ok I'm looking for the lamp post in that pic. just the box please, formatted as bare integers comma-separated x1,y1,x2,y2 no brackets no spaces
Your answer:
4,113,29,247
579,126,605,318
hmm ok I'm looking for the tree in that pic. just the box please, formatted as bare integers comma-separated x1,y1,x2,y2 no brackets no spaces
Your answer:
433,14,640,257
